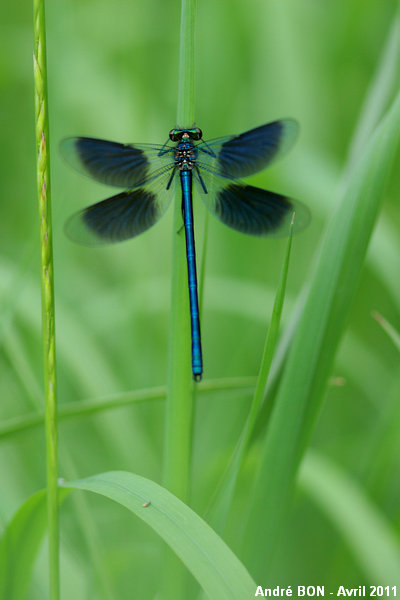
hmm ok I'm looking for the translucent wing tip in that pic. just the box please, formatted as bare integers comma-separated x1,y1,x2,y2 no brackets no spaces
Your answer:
59,137,80,170
64,209,109,247
272,118,300,161
59,136,98,178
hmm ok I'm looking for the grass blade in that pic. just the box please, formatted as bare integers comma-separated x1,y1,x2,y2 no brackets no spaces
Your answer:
64,471,256,600
0,490,68,600
0,377,255,441
206,219,294,531
164,1,197,596
243,88,400,577
164,0,197,502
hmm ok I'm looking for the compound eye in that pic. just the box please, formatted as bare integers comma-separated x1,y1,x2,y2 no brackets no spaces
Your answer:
193,127,202,140
188,128,202,140
169,129,180,141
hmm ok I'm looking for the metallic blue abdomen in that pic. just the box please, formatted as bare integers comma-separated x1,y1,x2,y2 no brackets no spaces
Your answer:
180,169,202,380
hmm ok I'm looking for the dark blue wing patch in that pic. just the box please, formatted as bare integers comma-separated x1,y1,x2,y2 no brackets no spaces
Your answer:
215,184,307,236
65,189,159,245
213,119,299,179
62,137,149,188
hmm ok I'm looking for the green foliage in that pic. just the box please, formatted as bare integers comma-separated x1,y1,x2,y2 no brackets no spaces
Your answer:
0,492,48,600
244,84,400,577
299,451,400,586
206,221,294,533
65,471,255,599
0,490,68,600
0,0,399,598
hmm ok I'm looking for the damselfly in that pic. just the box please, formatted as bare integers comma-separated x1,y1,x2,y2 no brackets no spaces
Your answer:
61,119,310,381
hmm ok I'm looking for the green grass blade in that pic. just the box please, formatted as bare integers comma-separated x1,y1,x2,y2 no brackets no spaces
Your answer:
59,455,115,600
164,2,197,596
0,490,69,600
299,451,400,586
0,377,255,441
206,220,294,531
33,0,59,597
176,0,196,128
164,0,197,501
250,217,294,427
0,491,47,600
64,471,256,600
250,14,400,441
243,88,400,577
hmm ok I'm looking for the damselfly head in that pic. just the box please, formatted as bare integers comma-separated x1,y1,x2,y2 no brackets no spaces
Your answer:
169,127,203,142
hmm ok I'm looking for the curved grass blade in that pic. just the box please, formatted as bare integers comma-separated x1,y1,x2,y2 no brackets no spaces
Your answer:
63,471,256,600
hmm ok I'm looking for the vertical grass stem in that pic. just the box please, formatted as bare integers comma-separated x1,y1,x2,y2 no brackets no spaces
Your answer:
164,0,196,507
163,1,197,597
33,0,59,598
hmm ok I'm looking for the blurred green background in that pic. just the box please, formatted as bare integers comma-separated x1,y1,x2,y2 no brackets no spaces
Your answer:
1,0,400,597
